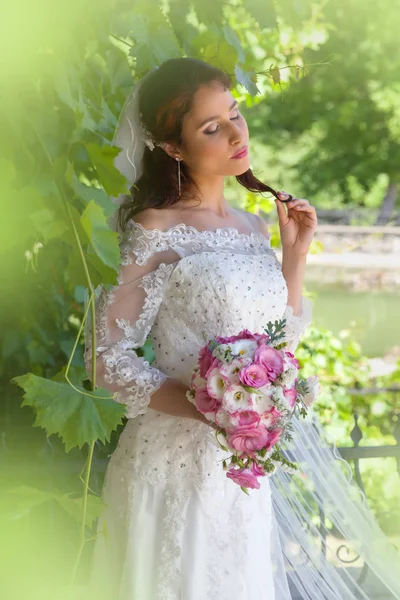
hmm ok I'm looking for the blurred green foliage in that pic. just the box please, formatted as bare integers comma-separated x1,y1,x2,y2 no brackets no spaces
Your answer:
242,0,400,217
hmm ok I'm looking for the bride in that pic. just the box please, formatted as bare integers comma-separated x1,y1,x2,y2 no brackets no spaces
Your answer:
85,57,400,599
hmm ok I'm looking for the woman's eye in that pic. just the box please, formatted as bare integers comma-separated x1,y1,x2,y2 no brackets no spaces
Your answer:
205,112,241,135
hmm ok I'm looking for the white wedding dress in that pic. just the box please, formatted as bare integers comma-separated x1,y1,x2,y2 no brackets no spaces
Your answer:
85,219,400,600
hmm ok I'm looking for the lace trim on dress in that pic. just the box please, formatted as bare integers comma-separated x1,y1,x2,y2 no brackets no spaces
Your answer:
84,262,175,419
102,348,169,418
282,296,313,352
121,220,273,266
116,263,175,348
155,484,190,600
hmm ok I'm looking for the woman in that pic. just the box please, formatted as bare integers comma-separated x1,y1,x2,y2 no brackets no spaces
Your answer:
85,58,400,599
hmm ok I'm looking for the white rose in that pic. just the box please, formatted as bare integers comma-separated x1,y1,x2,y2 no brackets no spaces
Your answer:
277,365,297,388
219,358,248,383
271,386,289,409
215,409,233,430
204,410,217,423
191,369,207,390
207,368,228,400
229,339,258,360
222,385,251,413
250,390,274,414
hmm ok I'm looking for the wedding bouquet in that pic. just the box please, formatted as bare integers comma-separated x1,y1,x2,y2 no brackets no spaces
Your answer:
186,318,320,493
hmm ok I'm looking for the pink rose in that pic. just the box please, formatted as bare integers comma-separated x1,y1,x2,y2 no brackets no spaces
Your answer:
250,462,266,477
214,334,239,344
253,332,270,344
226,467,260,489
239,364,270,388
284,351,299,369
283,387,297,408
198,346,214,379
228,424,271,452
254,346,285,381
230,410,261,427
205,356,222,378
264,428,283,451
195,388,220,414
215,329,267,345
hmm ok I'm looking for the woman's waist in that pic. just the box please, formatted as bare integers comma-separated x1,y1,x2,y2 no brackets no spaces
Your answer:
109,409,230,485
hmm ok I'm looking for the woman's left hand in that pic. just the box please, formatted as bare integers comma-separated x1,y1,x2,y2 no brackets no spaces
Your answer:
275,191,318,255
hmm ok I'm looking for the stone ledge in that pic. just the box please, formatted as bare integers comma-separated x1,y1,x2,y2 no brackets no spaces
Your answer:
275,251,400,270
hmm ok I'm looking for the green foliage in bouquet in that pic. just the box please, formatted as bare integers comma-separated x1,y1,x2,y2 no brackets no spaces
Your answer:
263,317,287,347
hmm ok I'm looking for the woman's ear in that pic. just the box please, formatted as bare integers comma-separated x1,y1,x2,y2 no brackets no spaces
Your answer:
160,142,181,161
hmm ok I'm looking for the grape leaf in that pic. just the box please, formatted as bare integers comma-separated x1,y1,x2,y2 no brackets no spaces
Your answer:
12,372,126,452
1,484,104,528
85,143,128,197
243,0,277,29
81,200,120,271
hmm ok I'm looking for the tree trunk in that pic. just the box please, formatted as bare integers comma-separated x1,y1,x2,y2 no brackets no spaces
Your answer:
375,180,398,225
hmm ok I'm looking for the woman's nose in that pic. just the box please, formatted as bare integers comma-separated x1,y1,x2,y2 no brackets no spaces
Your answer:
229,126,243,145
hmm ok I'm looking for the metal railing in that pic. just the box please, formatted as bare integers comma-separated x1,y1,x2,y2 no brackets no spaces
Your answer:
318,388,400,597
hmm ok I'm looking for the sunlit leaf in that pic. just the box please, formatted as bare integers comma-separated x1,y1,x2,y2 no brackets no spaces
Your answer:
243,0,277,29
85,143,128,197
81,200,120,271
12,372,126,452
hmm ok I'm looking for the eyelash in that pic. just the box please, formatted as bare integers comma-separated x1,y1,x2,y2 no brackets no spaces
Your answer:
205,113,241,135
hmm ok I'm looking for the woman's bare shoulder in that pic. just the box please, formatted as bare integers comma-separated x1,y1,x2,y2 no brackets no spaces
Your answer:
131,207,179,232
233,207,269,237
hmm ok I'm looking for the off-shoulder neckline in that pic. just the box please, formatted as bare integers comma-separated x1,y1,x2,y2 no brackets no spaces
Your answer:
127,218,270,245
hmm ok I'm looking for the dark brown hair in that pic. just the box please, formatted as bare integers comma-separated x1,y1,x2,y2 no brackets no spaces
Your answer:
117,57,280,232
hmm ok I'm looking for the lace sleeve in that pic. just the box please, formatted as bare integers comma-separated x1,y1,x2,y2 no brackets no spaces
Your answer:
84,246,177,419
282,296,313,353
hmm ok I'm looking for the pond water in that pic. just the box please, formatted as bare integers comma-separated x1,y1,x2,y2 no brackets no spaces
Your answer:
306,283,400,357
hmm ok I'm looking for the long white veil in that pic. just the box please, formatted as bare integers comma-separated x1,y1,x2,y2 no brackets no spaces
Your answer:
270,414,400,598
110,69,400,599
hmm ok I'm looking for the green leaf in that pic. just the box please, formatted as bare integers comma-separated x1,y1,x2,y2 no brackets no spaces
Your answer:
1,485,104,528
12,372,126,452
0,485,56,520
269,65,281,85
30,209,69,241
85,143,129,197
191,29,238,75
243,0,277,29
81,200,120,271
67,165,116,219
242,385,259,393
125,3,181,70
193,0,224,24
235,65,260,96
223,25,245,63
66,241,118,288
57,492,105,528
